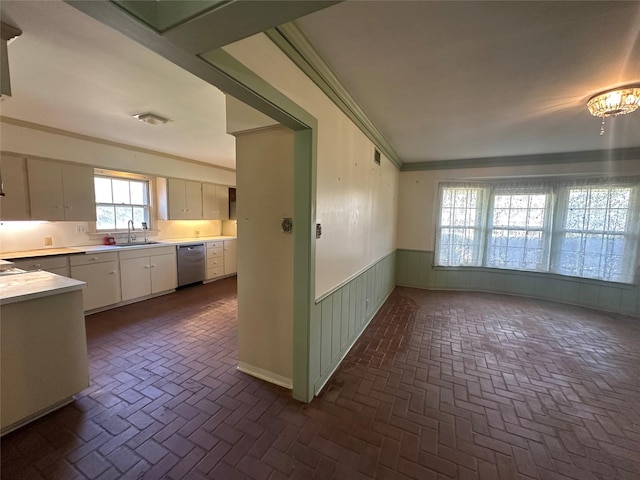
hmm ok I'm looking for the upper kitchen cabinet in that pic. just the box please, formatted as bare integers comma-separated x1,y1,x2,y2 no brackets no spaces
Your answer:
27,158,96,221
157,177,202,220
202,183,229,220
0,154,30,220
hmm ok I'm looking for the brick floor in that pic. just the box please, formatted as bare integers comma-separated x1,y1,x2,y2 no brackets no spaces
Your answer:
2,280,640,479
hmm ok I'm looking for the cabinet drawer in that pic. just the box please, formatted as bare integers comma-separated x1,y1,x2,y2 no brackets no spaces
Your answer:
119,245,175,260
206,267,224,279
206,241,223,249
12,255,68,271
206,247,223,258
70,252,118,266
206,257,223,269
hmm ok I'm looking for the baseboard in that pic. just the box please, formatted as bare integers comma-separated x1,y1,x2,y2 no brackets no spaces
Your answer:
237,362,292,390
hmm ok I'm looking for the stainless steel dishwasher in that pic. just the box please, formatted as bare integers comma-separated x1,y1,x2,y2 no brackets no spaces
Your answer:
176,243,205,287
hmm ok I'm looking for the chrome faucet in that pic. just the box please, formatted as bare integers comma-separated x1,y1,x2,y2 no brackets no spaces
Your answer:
127,219,135,244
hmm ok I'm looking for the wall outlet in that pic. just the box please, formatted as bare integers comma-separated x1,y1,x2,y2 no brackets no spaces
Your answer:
75,225,86,234
44,236,53,246
194,229,200,237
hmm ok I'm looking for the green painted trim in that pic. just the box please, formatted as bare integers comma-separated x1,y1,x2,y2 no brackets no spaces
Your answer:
401,147,640,172
313,252,397,395
202,49,319,403
266,23,404,171
315,250,397,303
395,249,640,317
201,49,316,132
293,128,317,403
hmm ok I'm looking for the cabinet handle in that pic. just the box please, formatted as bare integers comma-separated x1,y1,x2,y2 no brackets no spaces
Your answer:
144,265,150,269
34,263,41,268
150,264,156,268
91,256,98,261
55,205,63,209
109,271,117,274
64,205,72,209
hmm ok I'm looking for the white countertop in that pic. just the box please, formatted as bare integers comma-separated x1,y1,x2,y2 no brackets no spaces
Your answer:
1,236,237,259
0,270,85,305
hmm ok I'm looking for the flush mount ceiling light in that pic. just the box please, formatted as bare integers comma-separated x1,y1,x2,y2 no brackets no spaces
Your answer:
587,86,640,135
132,112,172,125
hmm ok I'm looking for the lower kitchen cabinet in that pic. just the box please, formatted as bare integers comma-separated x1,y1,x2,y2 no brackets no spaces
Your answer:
224,239,237,275
206,241,224,281
11,255,70,278
70,252,121,311
119,246,177,302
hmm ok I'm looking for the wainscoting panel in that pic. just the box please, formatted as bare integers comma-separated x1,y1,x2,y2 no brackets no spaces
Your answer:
312,252,396,394
396,249,640,317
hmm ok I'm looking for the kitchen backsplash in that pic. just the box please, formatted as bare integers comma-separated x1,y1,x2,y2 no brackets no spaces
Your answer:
0,220,227,254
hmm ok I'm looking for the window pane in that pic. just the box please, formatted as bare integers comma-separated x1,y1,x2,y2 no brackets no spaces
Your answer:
132,206,146,227
96,205,115,230
554,185,636,282
115,206,133,229
94,177,113,203
112,179,130,204
130,181,147,205
436,186,484,266
486,190,550,271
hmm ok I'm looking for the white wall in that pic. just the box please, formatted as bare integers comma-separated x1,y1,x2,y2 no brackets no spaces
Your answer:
0,120,236,253
0,121,236,185
223,34,400,299
397,159,640,251
235,126,294,387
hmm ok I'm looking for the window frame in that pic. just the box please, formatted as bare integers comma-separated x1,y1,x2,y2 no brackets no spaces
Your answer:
94,172,152,232
434,178,640,285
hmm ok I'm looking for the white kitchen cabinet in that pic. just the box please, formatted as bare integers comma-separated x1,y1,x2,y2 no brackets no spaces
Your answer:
0,154,30,220
205,241,224,281
202,183,229,220
27,158,96,221
157,177,202,220
224,239,237,275
119,246,177,302
11,255,70,278
70,252,121,311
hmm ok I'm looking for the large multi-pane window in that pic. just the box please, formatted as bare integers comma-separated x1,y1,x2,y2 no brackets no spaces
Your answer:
486,188,552,271
553,184,638,283
436,185,487,266
435,179,640,284
94,175,150,230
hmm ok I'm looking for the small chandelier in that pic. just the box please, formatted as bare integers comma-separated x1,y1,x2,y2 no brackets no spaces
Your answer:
587,86,640,135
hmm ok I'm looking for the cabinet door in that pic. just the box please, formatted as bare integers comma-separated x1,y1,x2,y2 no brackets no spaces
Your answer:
70,261,121,311
150,253,177,293
167,178,187,220
0,155,30,220
120,256,152,301
61,163,96,221
223,239,237,275
202,183,218,219
184,180,202,220
216,185,229,220
27,158,65,221
202,184,229,220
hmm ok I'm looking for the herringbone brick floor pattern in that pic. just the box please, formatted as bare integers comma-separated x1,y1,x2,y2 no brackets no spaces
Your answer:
2,280,639,479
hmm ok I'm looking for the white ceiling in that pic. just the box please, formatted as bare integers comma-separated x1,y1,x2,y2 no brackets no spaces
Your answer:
1,1,639,169
296,1,640,163
0,0,237,169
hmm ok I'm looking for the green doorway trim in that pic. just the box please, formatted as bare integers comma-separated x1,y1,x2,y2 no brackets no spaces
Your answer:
66,0,319,402
198,49,318,404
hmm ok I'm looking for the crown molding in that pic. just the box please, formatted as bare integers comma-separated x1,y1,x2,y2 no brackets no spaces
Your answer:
0,116,236,172
266,23,403,170
401,147,640,172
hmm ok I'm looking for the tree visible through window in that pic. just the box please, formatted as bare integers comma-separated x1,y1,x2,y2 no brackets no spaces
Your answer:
95,176,150,230
435,179,640,284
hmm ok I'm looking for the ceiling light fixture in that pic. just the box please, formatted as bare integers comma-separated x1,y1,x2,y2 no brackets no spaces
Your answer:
587,86,640,135
132,112,172,125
